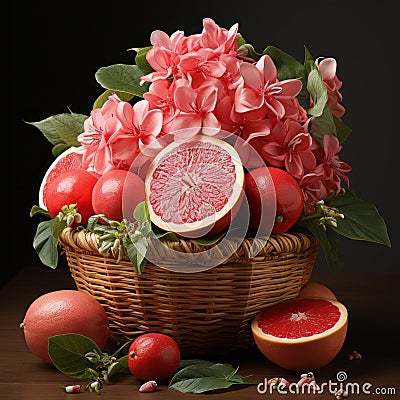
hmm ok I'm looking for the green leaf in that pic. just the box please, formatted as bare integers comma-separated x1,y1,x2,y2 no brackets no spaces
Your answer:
107,355,129,377
237,43,262,60
86,214,110,231
155,231,180,242
52,218,67,240
26,111,86,147
52,143,70,157
95,64,150,98
303,219,343,270
93,89,135,109
178,359,216,369
33,220,59,268
262,46,308,98
308,104,337,145
304,45,316,73
134,46,154,75
194,233,225,246
168,362,256,394
135,236,148,271
48,334,102,379
235,35,246,48
330,193,391,247
333,115,352,144
30,205,50,218
126,240,148,274
133,201,150,225
307,68,328,117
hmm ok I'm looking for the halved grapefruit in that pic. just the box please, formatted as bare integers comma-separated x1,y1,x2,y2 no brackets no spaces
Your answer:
39,146,81,209
251,297,348,371
145,135,245,238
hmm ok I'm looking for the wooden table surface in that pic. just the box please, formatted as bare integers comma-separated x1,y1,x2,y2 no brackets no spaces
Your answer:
0,265,399,400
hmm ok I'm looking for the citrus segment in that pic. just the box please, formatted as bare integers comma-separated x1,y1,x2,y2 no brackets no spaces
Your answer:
145,136,245,237
39,147,81,209
251,298,348,371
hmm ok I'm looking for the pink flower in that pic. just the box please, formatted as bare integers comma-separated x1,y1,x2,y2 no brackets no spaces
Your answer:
299,171,334,214
219,54,243,90
144,79,178,125
215,94,270,137
199,18,239,55
116,99,164,158
171,82,221,141
299,134,352,213
178,48,227,81
318,58,345,119
76,95,163,175
141,30,186,82
313,134,352,191
235,55,303,120
76,94,132,175
257,119,316,179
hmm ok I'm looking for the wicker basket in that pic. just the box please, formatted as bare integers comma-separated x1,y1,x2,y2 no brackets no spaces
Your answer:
59,228,319,356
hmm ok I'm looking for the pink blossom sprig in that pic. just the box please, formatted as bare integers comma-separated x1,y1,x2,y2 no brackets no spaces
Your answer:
76,17,350,214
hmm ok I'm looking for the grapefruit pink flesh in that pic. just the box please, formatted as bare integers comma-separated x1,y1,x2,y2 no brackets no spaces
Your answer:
39,147,81,209
251,298,348,371
145,136,245,237
257,298,341,339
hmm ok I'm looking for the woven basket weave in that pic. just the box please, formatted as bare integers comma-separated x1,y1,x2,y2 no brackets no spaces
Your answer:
59,228,319,356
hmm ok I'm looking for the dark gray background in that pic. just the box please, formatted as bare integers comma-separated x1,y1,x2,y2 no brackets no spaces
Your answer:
9,1,398,286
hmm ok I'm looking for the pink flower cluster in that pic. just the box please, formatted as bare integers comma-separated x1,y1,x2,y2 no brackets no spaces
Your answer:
76,18,351,214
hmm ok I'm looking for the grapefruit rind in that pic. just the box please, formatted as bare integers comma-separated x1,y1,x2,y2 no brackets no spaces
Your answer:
144,135,245,237
38,146,80,210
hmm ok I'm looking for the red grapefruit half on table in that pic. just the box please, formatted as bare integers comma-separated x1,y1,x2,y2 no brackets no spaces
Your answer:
145,135,245,238
39,146,81,209
251,297,348,371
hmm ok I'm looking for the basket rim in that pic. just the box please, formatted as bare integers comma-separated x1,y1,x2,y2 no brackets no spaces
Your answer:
59,227,319,266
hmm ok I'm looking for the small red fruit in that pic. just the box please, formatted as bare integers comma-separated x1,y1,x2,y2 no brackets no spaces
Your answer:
128,333,181,381
92,169,145,221
245,166,304,235
45,169,97,224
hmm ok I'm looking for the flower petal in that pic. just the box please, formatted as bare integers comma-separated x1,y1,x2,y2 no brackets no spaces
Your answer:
141,109,163,137
174,86,197,113
240,62,263,91
318,58,337,81
171,114,202,142
201,112,221,136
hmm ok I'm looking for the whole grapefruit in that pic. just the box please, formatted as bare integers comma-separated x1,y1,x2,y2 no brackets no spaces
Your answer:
251,297,348,371
39,147,81,210
298,282,337,301
145,135,245,238
92,169,145,221
245,166,304,235
20,290,109,364
45,169,98,224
